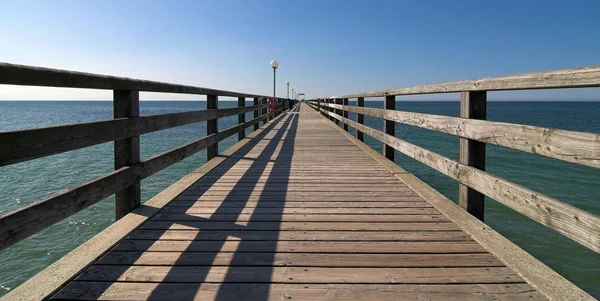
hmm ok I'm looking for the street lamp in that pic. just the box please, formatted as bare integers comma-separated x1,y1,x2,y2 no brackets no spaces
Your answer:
286,81,290,99
270,60,278,99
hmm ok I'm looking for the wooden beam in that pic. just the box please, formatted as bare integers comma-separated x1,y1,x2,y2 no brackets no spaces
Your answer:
206,94,218,160
384,95,395,161
342,98,349,131
331,65,600,98
113,90,141,220
238,97,246,141
459,91,487,220
321,109,600,253
317,102,600,169
357,97,364,141
0,63,270,98
253,97,259,131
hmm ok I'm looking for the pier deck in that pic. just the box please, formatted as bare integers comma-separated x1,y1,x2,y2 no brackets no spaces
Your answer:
51,104,545,300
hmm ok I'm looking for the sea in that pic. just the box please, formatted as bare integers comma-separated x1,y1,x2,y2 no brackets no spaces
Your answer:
0,100,598,298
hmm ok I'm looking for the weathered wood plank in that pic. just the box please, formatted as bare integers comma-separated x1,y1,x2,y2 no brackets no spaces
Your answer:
75,266,524,284
123,231,475,243
156,207,440,215
331,65,600,98
320,107,600,253
316,102,600,169
139,221,460,231
162,201,432,209
97,252,502,267
151,214,447,222
0,62,270,98
52,283,546,301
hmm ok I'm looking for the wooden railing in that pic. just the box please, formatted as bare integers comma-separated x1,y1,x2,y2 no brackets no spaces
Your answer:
307,65,600,254
0,63,292,251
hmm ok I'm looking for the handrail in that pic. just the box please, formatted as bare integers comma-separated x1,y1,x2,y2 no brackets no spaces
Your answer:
307,95,600,254
320,103,600,169
0,63,294,251
0,62,270,98
329,65,600,98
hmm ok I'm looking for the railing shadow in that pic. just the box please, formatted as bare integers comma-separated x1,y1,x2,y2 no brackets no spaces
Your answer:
64,106,299,300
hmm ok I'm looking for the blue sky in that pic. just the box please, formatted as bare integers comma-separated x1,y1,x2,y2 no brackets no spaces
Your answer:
1,0,600,100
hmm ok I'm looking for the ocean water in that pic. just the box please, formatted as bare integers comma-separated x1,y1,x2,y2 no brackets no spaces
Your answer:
0,100,599,298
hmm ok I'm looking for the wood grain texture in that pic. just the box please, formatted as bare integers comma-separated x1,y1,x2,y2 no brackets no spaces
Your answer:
314,102,600,168
318,107,600,253
331,65,600,98
0,62,270,98
459,91,487,220
113,90,141,220
52,283,546,301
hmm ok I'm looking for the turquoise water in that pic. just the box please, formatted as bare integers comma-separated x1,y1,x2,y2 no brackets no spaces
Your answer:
0,100,599,297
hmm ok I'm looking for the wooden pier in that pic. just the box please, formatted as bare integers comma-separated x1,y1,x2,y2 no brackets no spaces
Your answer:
1,63,599,300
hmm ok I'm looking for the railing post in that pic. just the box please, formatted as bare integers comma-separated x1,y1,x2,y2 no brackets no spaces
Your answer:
253,97,259,131
335,98,341,126
342,98,349,131
356,97,364,141
207,94,218,160
113,90,141,220
459,91,487,221
238,97,245,141
383,95,395,161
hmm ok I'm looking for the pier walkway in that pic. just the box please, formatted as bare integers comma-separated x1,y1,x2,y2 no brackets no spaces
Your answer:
1,63,598,300
51,104,543,300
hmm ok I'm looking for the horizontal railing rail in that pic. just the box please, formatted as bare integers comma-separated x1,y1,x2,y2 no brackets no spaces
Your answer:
306,65,600,254
0,104,269,166
0,63,294,251
0,63,269,98
330,65,600,98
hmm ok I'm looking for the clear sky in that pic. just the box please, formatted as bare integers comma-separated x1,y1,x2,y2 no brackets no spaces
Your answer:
1,0,600,100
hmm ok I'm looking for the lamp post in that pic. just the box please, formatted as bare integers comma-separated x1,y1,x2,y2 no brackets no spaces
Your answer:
286,81,290,99
292,88,294,100
270,60,278,99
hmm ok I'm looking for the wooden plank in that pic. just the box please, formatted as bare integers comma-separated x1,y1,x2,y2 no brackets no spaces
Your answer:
0,62,270,98
321,107,600,253
206,94,218,160
156,207,440,215
75,266,524,284
113,90,141,220
163,201,432,208
151,214,447,222
330,64,600,98
459,91,486,220
316,102,600,169
139,221,460,231
123,231,475,243
52,283,546,301
96,252,502,267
